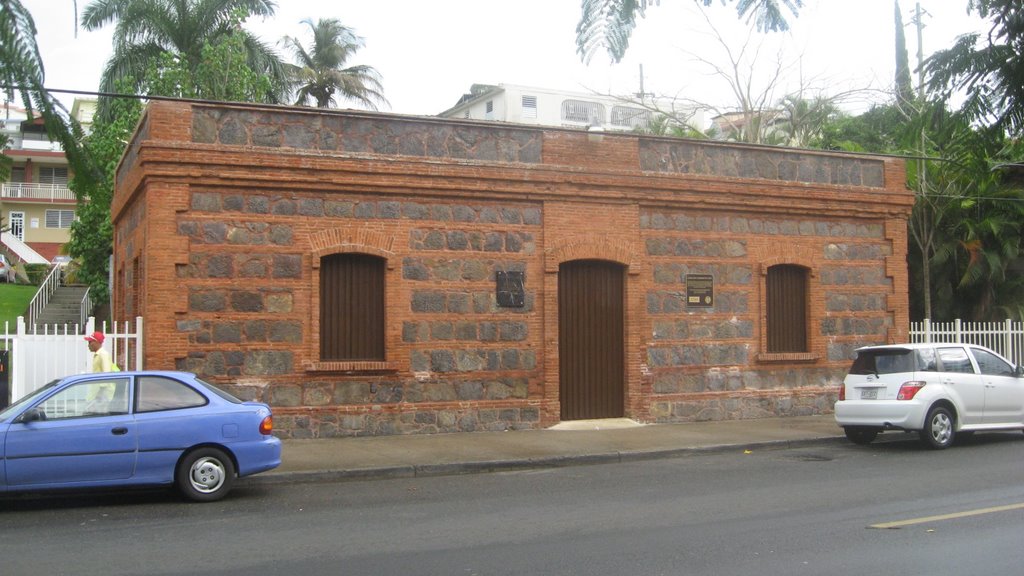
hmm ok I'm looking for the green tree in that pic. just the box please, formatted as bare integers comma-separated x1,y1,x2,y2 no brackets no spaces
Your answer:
0,132,12,181
576,0,803,63
923,0,1024,136
141,17,271,102
80,0,286,117
67,85,141,308
280,18,388,110
813,105,906,153
67,23,274,306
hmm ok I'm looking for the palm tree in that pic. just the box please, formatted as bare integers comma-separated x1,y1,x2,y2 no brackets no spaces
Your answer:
80,0,287,113
576,0,802,63
280,18,388,110
1,0,99,186
775,94,839,147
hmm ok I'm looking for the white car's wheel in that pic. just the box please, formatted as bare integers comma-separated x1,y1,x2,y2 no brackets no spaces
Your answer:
920,406,955,449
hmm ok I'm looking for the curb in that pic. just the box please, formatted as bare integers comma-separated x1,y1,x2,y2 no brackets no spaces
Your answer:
239,435,845,487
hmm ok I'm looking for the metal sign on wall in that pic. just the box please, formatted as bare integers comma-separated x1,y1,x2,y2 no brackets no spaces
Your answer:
496,271,525,308
685,274,714,308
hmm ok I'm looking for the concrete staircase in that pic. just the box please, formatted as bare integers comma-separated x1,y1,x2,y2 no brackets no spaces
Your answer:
33,285,90,329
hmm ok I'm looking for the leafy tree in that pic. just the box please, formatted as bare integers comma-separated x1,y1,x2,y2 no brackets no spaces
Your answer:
67,84,141,308
67,22,275,306
923,0,1024,136
80,0,286,118
815,105,906,153
0,132,11,181
888,101,1024,322
576,0,803,63
141,19,271,102
280,18,388,110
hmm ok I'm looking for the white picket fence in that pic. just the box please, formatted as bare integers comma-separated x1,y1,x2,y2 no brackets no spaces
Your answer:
910,319,1024,367
0,316,143,404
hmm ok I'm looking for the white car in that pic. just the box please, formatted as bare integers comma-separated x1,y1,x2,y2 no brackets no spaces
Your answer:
834,343,1024,449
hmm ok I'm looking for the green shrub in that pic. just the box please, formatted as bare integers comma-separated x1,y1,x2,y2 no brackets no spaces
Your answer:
24,263,51,285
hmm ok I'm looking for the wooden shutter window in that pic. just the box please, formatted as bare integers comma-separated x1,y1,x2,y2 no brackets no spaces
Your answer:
766,264,808,353
320,253,385,361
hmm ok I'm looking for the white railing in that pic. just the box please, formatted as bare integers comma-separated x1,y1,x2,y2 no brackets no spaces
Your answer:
0,316,143,404
25,264,64,327
1,182,75,201
910,319,1024,367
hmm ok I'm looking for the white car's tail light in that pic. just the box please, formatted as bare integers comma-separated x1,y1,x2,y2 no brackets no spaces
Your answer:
897,381,926,400
838,383,845,401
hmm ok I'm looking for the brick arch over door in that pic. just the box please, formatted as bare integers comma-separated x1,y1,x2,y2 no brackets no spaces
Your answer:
310,228,397,265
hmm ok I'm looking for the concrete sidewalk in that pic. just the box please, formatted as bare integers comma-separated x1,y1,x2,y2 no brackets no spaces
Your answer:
247,414,845,485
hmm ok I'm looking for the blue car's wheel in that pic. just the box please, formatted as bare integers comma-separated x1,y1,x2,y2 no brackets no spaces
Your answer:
176,447,235,502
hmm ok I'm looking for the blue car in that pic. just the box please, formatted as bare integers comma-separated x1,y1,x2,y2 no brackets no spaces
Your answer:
0,371,281,502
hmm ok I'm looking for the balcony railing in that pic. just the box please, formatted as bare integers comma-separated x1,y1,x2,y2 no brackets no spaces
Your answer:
1,182,75,202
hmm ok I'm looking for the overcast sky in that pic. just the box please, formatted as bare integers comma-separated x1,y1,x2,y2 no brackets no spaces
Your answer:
20,0,984,120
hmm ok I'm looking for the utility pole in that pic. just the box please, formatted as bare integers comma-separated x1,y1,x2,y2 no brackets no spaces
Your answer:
914,2,926,98
635,64,652,100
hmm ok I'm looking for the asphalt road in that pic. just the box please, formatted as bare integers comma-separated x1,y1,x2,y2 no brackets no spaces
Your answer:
3,432,1024,575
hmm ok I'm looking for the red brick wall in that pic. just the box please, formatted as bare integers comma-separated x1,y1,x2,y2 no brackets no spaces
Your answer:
112,102,914,437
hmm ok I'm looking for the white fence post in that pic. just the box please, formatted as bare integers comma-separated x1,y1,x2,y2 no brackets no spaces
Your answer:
135,316,144,371
908,318,1023,367
1006,319,1014,367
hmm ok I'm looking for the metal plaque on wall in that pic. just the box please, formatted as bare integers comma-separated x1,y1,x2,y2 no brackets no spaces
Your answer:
685,274,714,308
496,271,525,307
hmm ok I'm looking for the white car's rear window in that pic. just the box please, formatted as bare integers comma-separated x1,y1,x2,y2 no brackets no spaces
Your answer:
849,349,916,375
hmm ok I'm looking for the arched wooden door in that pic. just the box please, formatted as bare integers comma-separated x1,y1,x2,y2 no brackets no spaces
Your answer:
558,259,625,420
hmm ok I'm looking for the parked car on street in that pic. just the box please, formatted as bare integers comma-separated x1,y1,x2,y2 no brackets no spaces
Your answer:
0,254,14,283
835,343,1024,449
0,371,281,501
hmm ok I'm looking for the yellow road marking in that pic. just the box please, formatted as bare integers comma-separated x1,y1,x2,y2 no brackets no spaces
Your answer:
870,502,1024,529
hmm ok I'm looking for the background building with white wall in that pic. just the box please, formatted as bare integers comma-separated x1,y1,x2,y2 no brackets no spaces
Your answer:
1,99,95,266
439,83,703,134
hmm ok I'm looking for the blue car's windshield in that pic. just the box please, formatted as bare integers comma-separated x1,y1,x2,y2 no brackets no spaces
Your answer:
0,379,61,421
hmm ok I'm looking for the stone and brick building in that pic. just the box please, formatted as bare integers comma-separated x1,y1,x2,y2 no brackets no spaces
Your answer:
112,101,914,438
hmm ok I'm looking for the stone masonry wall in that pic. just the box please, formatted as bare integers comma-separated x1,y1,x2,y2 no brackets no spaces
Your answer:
112,102,914,437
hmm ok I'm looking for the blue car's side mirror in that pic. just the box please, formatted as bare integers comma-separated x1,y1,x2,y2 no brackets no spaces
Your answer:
16,408,46,423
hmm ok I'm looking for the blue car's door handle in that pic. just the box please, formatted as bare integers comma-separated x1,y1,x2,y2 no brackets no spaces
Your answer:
111,427,129,435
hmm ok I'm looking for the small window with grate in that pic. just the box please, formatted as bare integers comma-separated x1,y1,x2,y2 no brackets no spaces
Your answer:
320,253,386,361
561,99,604,124
610,106,652,129
765,264,808,353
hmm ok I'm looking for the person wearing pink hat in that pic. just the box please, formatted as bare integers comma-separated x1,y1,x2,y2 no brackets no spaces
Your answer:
84,331,116,373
